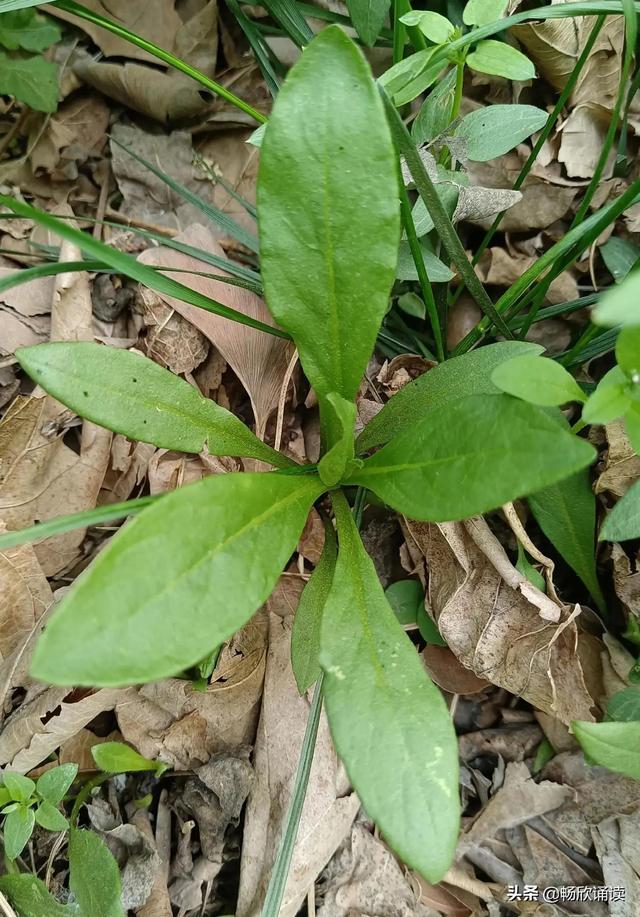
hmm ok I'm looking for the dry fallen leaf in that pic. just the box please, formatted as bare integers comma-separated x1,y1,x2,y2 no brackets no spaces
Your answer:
0,525,52,663
596,420,640,497
0,220,112,575
138,224,294,439
236,581,359,917
117,614,268,770
404,518,601,724
0,686,132,773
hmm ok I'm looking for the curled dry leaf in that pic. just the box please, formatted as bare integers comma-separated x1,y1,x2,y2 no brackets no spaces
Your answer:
140,288,209,376
592,809,640,914
0,686,131,773
116,614,268,770
138,224,294,439
236,580,359,917
595,420,640,498
404,518,602,724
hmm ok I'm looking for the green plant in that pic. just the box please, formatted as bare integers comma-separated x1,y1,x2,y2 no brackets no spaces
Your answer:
0,6,60,112
0,765,77,860
0,25,602,893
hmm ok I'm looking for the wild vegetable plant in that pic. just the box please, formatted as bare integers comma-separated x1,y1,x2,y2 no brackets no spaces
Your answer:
0,764,77,860
2,26,601,890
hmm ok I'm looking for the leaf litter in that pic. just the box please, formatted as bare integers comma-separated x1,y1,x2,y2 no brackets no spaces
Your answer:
0,1,640,913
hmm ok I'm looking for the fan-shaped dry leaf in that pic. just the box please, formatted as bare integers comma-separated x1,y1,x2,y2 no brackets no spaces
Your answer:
138,224,294,438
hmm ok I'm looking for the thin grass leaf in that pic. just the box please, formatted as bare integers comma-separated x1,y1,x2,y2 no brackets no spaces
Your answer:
261,675,324,917
0,195,289,339
0,496,158,551
225,0,282,98
111,136,259,253
260,0,314,48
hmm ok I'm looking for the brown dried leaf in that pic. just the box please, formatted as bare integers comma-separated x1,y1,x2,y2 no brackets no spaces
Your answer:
141,289,209,375
236,583,359,917
405,519,601,723
138,224,294,438
595,421,640,497
0,686,131,772
116,614,268,770
0,528,52,662
592,810,640,915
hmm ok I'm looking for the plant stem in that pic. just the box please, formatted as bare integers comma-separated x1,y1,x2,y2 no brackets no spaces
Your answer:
380,88,514,340
261,674,325,917
399,183,445,361
392,0,407,64
56,0,267,124
394,0,427,51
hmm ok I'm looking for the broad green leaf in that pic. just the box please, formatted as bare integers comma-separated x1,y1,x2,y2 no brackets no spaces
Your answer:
601,237,640,283
0,9,60,50
16,342,291,469
397,292,426,319
91,742,168,776
4,805,35,859
346,0,390,46
30,473,324,686
385,579,422,626
347,394,595,522
69,828,123,917
318,393,357,487
400,10,454,43
616,326,640,378
466,40,535,81
411,68,457,145
463,0,508,27
397,240,454,283
416,604,446,646
0,788,10,807
606,687,640,722
36,764,77,805
600,479,640,542
491,355,586,406
582,379,632,424
572,720,640,781
291,522,337,693
454,104,547,162
34,801,69,832
379,48,442,105
0,51,58,112
529,470,605,612
259,27,400,430
3,772,35,801
321,496,459,881
593,266,640,327
0,875,72,917
356,341,543,452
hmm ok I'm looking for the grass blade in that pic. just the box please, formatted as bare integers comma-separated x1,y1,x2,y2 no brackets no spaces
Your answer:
260,0,314,48
111,135,260,253
0,497,159,551
261,673,324,917
0,195,290,340
225,0,282,98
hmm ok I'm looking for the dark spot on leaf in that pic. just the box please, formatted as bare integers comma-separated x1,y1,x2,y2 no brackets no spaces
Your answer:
83,391,89,397
132,377,138,383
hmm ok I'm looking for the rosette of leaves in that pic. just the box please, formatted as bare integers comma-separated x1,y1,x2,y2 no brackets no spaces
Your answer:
0,7,60,112
0,765,77,860
9,27,596,882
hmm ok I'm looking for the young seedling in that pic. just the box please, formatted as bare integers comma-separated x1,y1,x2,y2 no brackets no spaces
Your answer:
6,26,596,890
